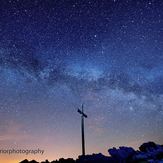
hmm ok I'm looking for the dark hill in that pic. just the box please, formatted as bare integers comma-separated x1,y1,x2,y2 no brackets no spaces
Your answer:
20,142,163,163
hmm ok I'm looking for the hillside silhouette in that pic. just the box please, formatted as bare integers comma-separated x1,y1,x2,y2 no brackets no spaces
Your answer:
20,142,163,163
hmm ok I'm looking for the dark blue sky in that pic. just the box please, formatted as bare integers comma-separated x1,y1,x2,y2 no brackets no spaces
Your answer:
0,0,163,162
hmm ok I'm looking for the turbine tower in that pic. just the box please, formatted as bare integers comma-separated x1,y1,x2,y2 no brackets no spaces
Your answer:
77,104,87,156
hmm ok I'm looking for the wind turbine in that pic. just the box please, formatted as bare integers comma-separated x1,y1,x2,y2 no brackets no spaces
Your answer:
77,104,87,156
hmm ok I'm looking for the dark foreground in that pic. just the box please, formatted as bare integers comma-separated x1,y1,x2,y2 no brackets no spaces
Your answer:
20,142,163,163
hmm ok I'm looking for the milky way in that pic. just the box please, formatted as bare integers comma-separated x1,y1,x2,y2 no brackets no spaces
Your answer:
0,0,163,162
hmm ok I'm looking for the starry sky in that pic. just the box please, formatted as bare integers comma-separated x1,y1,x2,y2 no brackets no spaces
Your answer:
0,0,163,162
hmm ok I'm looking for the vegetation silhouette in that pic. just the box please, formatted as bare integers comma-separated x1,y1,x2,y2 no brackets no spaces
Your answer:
20,142,163,163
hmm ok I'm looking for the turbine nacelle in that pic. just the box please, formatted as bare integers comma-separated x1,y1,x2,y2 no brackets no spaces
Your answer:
78,109,87,118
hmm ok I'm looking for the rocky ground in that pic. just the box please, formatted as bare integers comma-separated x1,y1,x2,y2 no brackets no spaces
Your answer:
20,141,163,163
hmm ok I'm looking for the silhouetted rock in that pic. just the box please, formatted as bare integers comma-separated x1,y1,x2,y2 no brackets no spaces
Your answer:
139,141,157,152
41,160,50,163
20,160,39,163
20,159,29,163
58,158,75,163
21,160,38,163
133,142,163,162
108,146,136,162
20,141,163,163
30,160,39,163
77,153,112,163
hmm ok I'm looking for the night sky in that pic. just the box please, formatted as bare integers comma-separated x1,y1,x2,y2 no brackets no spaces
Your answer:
0,0,163,162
